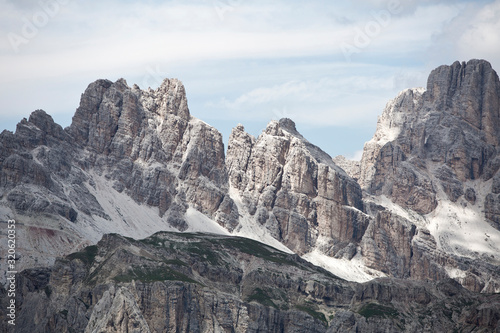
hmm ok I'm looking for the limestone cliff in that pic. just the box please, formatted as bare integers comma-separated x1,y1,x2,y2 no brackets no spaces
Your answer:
1,232,498,333
2,59,500,315
0,78,238,278
227,118,369,256
355,59,500,292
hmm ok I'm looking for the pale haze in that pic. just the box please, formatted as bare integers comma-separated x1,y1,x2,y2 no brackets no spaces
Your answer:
1,0,499,159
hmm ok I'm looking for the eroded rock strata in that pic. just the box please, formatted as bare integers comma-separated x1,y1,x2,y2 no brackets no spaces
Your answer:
1,233,498,332
1,60,500,332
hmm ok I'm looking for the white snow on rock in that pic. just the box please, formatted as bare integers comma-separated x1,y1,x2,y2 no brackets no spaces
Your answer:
228,186,294,254
85,172,176,242
367,87,425,147
426,178,500,259
302,249,387,283
185,207,230,235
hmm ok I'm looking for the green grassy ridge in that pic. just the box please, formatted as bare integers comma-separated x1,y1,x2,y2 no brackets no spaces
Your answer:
218,237,300,267
247,288,278,309
294,304,328,325
66,245,98,267
136,231,302,268
113,265,199,284
358,303,399,319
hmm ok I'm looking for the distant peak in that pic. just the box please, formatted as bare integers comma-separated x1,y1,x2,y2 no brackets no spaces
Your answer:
233,123,246,132
115,78,128,87
278,118,297,132
427,59,497,94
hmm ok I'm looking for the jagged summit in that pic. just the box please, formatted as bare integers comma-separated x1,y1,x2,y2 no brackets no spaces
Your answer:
2,60,500,331
353,59,500,293
278,117,300,135
360,59,500,206
2,60,500,308
426,59,500,145
0,76,238,276
227,116,367,256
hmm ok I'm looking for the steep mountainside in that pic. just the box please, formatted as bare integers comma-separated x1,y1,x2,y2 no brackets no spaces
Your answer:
0,78,238,278
226,119,369,256
1,232,498,332
354,60,500,292
225,60,500,292
1,59,500,308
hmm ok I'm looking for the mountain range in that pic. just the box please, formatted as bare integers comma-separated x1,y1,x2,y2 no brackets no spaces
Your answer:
1,59,500,332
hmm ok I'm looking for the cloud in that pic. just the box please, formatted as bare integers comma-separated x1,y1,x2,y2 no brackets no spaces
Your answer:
203,66,399,128
347,150,364,161
457,0,500,68
426,0,500,70
1,0,499,157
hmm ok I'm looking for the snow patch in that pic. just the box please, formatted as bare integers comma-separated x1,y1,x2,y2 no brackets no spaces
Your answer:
85,172,176,241
302,249,387,283
185,207,229,235
426,194,500,259
228,186,293,254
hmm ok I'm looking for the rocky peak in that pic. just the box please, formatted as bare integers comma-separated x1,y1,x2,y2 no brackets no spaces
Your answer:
226,124,255,189
141,78,190,120
11,109,70,148
3,60,500,314
360,59,500,212
0,76,239,278
264,119,284,136
425,59,500,146
68,78,191,153
27,110,67,140
227,118,367,255
354,60,500,293
278,117,301,136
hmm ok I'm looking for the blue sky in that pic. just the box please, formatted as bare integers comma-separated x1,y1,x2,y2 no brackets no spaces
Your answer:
1,0,500,159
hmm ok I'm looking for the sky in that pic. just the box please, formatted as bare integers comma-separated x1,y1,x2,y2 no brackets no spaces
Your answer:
1,0,500,160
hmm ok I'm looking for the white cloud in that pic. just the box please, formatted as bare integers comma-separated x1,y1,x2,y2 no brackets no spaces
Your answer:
457,0,500,68
347,150,364,161
203,69,398,127
426,0,500,70
1,0,499,156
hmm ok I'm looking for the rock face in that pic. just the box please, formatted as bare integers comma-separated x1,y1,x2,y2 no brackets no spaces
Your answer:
0,78,238,278
227,118,370,256
2,59,500,332
2,232,498,333
360,59,500,216
67,78,236,228
355,60,500,292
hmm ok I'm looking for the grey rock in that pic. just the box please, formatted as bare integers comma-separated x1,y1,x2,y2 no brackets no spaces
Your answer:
0,78,239,276
3,232,499,333
332,155,361,181
2,59,500,316
493,172,500,194
360,59,500,213
360,210,416,278
465,187,477,204
436,165,464,202
227,118,369,255
357,60,500,290
485,193,500,230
